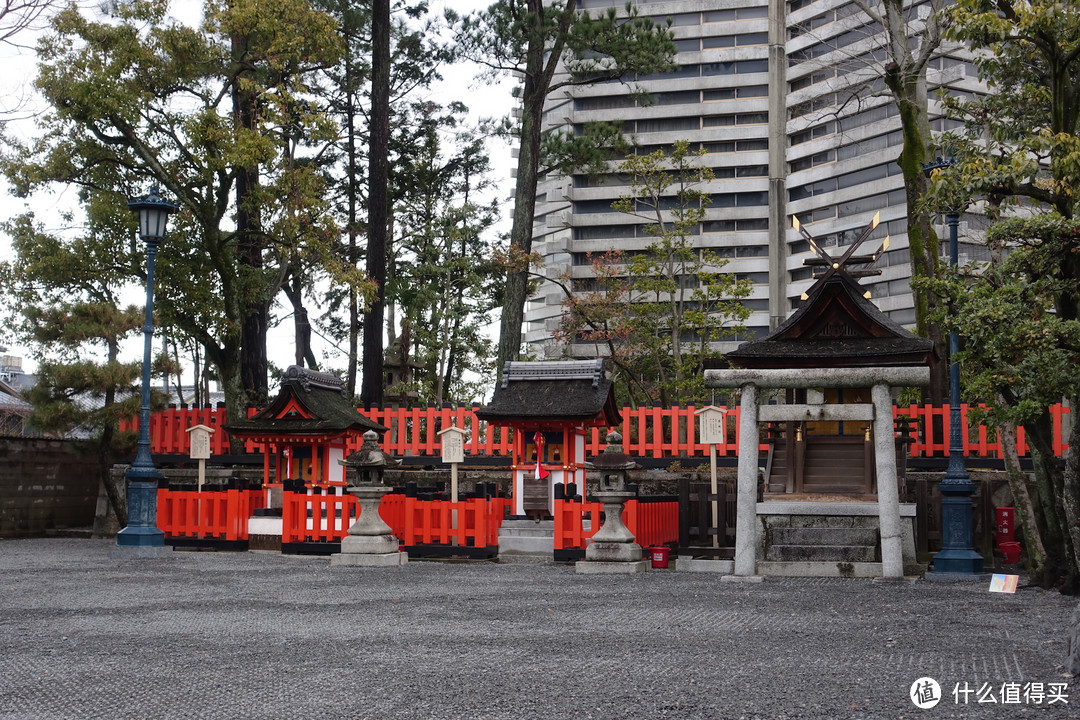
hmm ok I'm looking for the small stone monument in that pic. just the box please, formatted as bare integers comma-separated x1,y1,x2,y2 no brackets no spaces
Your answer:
330,430,408,567
576,431,649,574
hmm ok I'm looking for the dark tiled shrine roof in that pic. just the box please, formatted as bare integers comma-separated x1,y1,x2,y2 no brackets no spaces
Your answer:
225,366,386,438
728,273,934,369
475,359,621,426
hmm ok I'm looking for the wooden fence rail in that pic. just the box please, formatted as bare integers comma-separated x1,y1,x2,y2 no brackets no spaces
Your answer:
553,497,680,557
126,403,1070,460
156,487,264,541
677,480,737,559
277,490,510,553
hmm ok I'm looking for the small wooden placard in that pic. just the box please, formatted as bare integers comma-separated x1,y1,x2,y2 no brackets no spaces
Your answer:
696,405,728,446
186,424,215,460
438,425,468,465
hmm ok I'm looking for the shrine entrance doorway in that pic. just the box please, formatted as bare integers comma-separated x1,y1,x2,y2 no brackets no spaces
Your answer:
765,388,877,498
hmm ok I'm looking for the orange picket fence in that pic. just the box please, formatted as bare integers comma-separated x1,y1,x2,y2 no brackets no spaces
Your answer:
379,495,511,549
553,497,680,559
156,487,265,542
893,404,1070,458
129,403,1070,461
278,489,510,556
281,487,357,544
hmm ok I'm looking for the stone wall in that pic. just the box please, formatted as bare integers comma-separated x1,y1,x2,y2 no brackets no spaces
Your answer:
0,437,98,537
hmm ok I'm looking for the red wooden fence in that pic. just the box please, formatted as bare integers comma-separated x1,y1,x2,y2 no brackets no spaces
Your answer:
379,495,511,548
893,404,1069,458
553,498,680,551
126,403,1070,460
156,487,265,541
278,491,510,549
281,487,357,543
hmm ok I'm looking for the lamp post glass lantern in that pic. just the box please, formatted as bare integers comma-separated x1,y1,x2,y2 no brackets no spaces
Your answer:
115,187,180,550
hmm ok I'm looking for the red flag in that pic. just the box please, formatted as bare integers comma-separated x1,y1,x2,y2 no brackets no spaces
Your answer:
533,431,550,480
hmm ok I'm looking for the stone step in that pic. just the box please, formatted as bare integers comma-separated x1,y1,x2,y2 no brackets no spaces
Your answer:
757,561,884,578
765,544,878,563
499,520,555,537
771,527,878,547
498,520,555,556
499,527,556,538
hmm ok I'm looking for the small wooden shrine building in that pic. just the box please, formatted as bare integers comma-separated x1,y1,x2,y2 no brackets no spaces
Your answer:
225,365,387,490
475,360,621,518
706,216,933,578
726,272,934,498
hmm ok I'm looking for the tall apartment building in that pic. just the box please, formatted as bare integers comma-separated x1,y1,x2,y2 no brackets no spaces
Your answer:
524,0,984,358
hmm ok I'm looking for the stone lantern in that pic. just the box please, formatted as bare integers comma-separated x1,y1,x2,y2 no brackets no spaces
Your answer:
330,430,408,567
576,431,649,574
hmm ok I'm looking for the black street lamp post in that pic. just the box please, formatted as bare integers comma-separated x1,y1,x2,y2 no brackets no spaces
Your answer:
114,187,180,556
921,155,984,574
931,210,984,574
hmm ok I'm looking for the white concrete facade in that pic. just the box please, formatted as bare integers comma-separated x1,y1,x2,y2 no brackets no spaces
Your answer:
524,0,986,357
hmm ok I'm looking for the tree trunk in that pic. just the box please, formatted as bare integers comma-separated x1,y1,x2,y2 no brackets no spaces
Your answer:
207,337,247,454
997,404,1049,582
1028,409,1080,589
232,31,268,405
1062,400,1080,593
170,337,185,406
345,52,361,400
97,441,126,530
360,0,390,408
887,69,946,407
282,274,317,370
495,42,547,377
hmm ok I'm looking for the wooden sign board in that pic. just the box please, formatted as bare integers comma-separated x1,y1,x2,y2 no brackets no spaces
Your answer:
438,425,468,465
186,424,215,460
696,406,728,446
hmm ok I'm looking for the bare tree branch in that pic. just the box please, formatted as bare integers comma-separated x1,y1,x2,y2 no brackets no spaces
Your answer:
0,0,58,48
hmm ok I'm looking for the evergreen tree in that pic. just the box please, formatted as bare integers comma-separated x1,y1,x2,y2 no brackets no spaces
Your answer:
453,0,677,377
922,0,1080,590
3,0,343,435
556,142,752,406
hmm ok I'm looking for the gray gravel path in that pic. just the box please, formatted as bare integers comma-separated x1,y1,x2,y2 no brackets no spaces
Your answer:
0,539,1077,719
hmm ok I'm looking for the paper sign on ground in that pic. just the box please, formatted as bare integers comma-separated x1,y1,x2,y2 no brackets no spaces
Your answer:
989,574,1019,593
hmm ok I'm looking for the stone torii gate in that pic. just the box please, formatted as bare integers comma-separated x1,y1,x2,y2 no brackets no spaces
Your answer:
705,366,929,579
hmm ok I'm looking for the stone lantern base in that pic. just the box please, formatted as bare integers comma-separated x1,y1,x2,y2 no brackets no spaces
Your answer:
330,547,408,567
574,487,650,574
331,529,408,566
577,538,649,573
329,480,408,567
575,556,650,574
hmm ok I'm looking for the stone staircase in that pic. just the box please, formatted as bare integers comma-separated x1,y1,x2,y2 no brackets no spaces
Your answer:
497,519,555,557
759,515,883,577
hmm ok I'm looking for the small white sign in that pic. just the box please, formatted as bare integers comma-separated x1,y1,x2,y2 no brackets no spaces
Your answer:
186,424,215,460
438,425,468,465
696,406,728,446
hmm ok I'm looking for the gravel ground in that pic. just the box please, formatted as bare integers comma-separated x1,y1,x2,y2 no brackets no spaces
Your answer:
0,538,1077,720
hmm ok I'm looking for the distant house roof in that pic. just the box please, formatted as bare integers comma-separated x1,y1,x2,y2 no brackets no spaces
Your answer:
727,273,934,369
224,366,386,441
0,378,30,410
0,378,33,437
475,360,621,427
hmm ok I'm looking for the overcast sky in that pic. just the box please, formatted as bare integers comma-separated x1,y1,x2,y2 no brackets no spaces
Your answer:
0,0,515,382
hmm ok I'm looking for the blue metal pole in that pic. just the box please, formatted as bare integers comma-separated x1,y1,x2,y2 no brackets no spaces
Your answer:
931,211,983,574
115,235,166,549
